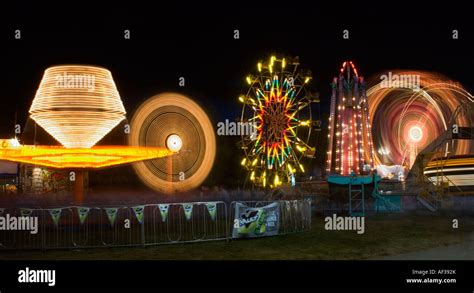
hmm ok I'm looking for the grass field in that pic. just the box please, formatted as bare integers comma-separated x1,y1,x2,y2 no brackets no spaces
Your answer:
0,211,472,260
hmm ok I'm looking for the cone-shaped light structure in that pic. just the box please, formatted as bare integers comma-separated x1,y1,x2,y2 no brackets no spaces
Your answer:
29,65,126,148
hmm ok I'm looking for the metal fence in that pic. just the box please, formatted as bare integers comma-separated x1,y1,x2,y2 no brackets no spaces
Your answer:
0,199,311,250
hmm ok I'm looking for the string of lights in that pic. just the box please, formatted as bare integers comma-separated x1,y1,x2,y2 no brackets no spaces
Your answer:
240,55,317,187
327,61,375,176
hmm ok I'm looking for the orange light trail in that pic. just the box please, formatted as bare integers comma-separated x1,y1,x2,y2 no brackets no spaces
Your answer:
0,141,174,169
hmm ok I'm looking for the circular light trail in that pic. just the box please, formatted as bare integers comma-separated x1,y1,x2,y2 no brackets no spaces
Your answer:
129,92,216,194
166,134,183,152
408,125,423,143
366,70,473,168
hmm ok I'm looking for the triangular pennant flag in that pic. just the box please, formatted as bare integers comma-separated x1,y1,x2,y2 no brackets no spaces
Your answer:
299,201,305,217
48,209,62,227
182,203,193,221
285,201,291,212
292,200,298,211
105,208,118,227
297,201,304,212
158,204,169,222
133,206,145,224
205,202,217,221
77,207,90,225
20,208,33,217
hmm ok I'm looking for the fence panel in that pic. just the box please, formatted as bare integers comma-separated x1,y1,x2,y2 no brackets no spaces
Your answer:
0,199,309,250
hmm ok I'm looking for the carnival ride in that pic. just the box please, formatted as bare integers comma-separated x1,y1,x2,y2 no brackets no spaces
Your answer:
366,71,474,211
128,93,216,194
0,66,217,202
324,61,386,216
1,61,473,214
239,56,320,188
326,61,375,176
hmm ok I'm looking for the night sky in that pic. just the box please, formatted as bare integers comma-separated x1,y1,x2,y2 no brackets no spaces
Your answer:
1,3,473,187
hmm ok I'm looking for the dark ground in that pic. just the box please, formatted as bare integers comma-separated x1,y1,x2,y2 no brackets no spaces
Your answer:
0,212,472,260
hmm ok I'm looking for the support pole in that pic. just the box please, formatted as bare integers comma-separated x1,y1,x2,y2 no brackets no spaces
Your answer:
167,156,173,194
73,170,84,205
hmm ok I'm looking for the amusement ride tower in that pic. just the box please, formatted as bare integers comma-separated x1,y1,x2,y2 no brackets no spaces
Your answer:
326,61,375,176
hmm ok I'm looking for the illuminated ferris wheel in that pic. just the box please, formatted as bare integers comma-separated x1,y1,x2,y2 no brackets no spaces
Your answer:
239,56,319,188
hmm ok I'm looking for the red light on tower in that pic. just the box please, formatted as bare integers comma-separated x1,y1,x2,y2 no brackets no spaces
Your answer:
326,61,375,176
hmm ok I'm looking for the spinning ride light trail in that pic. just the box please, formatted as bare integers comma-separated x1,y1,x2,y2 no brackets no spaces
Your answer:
366,71,474,171
0,65,178,203
29,65,127,148
129,93,216,194
0,141,173,169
